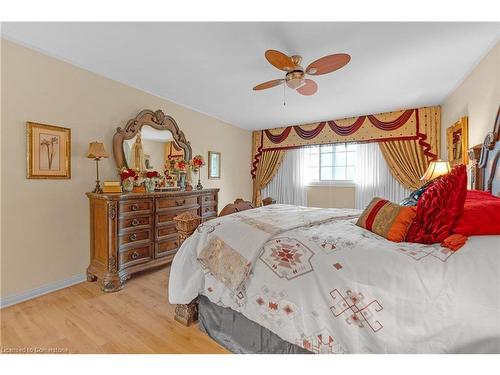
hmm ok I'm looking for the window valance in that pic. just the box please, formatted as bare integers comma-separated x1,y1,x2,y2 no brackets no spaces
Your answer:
251,106,440,178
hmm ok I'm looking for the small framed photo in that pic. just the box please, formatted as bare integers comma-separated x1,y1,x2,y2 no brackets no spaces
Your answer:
208,151,221,179
446,116,468,166
27,122,71,179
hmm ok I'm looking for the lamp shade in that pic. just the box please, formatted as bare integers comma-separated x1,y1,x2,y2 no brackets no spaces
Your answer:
87,142,109,159
420,160,451,181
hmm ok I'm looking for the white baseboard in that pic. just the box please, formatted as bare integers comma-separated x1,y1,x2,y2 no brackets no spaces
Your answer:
0,274,86,309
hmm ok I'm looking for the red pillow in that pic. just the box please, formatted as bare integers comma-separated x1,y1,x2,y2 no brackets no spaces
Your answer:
406,164,467,244
452,190,500,236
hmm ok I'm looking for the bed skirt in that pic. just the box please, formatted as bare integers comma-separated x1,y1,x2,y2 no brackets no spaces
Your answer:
198,295,311,354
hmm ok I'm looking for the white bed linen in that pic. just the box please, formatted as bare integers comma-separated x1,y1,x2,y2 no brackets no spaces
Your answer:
169,206,500,353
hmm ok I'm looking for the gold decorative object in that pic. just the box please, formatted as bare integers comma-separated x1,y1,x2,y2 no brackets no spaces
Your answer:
420,160,451,181
27,122,71,179
447,116,469,166
87,141,109,193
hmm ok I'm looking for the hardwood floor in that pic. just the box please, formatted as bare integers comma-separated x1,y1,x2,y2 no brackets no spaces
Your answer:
0,266,229,354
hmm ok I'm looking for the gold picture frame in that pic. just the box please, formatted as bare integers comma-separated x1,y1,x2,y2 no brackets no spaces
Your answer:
446,116,468,166
208,151,221,179
27,122,71,179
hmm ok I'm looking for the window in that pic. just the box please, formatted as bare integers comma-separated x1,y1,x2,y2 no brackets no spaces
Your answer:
306,143,356,182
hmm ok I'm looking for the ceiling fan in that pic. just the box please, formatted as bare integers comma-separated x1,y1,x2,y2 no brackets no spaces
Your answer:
253,49,351,96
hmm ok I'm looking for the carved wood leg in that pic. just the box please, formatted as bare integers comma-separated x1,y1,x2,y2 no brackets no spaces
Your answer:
86,268,97,282
98,278,123,293
174,299,199,326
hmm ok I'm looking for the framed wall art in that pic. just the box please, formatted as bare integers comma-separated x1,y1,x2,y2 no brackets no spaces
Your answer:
208,151,221,179
446,116,468,166
27,122,71,179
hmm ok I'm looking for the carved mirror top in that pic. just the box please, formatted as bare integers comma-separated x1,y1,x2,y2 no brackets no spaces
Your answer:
113,109,192,170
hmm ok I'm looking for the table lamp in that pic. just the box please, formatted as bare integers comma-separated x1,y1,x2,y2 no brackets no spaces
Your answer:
87,141,109,193
420,160,451,181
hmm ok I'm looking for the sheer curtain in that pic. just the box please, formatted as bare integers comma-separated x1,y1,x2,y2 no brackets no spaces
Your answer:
261,148,308,206
355,142,411,209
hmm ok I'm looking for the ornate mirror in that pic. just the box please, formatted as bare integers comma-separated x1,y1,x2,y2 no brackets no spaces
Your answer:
113,109,192,172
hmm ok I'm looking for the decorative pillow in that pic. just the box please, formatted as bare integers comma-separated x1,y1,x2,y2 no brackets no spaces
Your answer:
399,180,435,206
452,190,500,236
406,164,467,244
356,198,417,242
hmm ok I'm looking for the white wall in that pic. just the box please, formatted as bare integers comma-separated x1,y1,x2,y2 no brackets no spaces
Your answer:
0,39,252,300
441,41,500,157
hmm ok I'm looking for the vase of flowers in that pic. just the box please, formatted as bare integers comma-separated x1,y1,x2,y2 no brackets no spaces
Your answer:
144,170,160,192
189,155,205,190
119,167,137,192
174,160,188,189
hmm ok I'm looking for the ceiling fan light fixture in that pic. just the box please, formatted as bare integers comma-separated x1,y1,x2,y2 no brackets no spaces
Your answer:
286,77,305,89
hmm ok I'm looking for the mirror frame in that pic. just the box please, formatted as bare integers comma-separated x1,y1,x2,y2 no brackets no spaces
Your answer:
113,109,192,170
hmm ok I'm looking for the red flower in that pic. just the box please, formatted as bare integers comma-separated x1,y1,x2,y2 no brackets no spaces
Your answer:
145,171,159,179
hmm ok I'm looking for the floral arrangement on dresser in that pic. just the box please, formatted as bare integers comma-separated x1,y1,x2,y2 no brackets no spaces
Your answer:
164,159,190,189
189,155,205,190
189,154,205,172
119,167,138,192
144,170,160,192
119,167,162,193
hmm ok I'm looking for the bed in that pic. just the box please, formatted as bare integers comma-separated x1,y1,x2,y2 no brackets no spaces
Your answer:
168,109,500,354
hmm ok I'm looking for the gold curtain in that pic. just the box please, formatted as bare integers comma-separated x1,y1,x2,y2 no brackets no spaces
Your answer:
252,150,285,206
379,140,428,190
379,107,440,190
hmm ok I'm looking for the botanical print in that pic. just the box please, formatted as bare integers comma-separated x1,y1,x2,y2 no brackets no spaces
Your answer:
27,122,71,179
39,133,60,170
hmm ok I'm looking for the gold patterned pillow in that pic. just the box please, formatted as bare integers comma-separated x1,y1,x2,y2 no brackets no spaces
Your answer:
356,198,417,242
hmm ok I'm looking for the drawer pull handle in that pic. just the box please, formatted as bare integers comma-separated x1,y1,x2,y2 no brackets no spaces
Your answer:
130,233,137,241
131,218,140,226
175,200,186,206
131,204,139,211
131,251,140,260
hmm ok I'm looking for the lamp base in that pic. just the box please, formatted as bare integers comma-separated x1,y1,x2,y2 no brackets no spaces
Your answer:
93,180,102,194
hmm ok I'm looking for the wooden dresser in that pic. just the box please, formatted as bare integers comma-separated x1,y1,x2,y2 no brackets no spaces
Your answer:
86,188,219,292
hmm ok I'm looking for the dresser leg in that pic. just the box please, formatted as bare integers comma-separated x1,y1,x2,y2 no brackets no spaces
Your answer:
98,278,123,293
174,299,198,326
86,268,97,282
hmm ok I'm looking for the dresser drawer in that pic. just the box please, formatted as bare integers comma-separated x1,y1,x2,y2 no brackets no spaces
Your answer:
119,215,153,231
156,224,177,241
120,199,153,216
201,193,217,206
157,207,199,226
118,229,152,247
157,196,198,210
201,205,217,217
119,244,153,269
156,237,180,258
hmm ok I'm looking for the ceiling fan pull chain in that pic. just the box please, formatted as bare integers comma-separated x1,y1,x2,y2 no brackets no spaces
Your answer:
283,83,286,107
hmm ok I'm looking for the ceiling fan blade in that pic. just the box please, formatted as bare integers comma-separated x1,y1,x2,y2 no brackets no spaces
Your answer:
265,50,294,72
296,79,318,96
306,53,351,75
253,79,285,90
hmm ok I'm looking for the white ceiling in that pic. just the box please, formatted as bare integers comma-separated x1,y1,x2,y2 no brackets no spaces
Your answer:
2,22,499,130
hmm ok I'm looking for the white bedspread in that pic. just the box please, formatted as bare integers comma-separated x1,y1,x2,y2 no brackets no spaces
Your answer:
169,205,500,353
